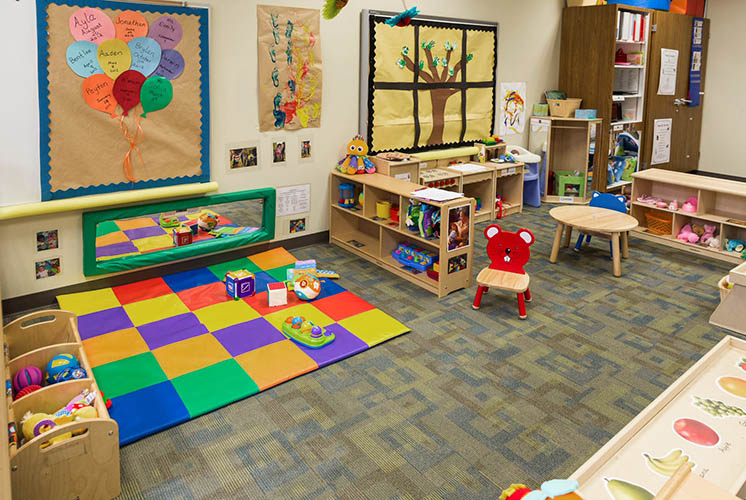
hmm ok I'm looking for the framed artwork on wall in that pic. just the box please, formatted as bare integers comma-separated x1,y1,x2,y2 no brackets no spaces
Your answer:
226,141,260,174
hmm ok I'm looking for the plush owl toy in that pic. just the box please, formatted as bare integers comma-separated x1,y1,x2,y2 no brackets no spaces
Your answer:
336,135,376,175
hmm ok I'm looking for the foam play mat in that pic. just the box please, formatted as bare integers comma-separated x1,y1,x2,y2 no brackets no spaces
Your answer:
57,248,409,445
95,209,259,261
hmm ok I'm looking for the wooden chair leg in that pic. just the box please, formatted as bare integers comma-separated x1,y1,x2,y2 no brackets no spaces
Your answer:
524,287,532,303
517,292,527,319
473,286,487,309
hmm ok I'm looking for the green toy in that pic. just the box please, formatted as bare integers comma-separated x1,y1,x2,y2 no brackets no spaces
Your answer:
159,214,180,228
281,316,335,349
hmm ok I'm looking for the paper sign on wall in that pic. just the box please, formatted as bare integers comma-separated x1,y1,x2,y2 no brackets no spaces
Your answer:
658,48,679,96
277,184,311,216
651,118,672,165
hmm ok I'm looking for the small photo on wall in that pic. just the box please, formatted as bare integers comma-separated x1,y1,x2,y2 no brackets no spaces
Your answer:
447,204,471,252
225,141,260,174
299,136,313,163
36,229,59,251
35,257,61,280
272,140,287,165
289,218,306,234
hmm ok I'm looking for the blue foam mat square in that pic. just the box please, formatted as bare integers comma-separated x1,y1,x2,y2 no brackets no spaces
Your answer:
163,268,220,293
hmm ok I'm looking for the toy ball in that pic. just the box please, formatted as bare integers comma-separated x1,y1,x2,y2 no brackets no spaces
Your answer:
45,354,79,384
13,366,43,394
198,212,218,232
294,273,321,301
14,385,41,401
51,366,87,385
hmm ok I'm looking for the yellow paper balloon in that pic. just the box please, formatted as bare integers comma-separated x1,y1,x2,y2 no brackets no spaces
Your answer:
97,38,131,80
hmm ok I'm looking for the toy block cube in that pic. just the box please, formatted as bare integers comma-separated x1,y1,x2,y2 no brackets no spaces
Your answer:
173,226,193,246
295,259,317,275
267,282,288,307
225,270,256,300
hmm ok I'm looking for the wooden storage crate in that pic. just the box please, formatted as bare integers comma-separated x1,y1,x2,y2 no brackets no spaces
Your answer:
3,310,120,500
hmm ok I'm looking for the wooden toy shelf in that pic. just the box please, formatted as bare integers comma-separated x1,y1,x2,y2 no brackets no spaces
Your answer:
631,169,746,264
572,335,746,498
492,162,524,217
330,172,474,298
1,310,120,500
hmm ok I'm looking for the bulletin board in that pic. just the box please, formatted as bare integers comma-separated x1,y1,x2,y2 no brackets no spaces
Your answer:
36,0,210,201
359,11,498,154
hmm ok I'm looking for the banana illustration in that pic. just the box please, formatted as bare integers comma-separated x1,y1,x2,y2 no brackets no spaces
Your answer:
643,449,695,477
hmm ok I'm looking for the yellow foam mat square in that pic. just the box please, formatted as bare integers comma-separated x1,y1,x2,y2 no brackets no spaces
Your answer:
152,334,231,379
123,294,190,326
338,309,409,347
57,288,121,316
132,234,174,252
116,217,158,230
193,300,261,331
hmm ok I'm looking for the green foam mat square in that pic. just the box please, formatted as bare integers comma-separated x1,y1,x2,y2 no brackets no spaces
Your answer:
171,359,259,417
207,257,262,280
92,352,168,399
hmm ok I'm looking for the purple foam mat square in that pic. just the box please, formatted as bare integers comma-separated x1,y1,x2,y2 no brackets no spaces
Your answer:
124,226,168,240
137,313,208,350
96,241,139,258
78,307,135,340
294,324,369,368
212,317,286,357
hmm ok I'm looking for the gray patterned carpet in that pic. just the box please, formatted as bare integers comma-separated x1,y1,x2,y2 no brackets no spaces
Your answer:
6,205,736,499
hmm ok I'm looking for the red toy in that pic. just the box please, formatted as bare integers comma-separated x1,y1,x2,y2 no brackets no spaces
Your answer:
473,224,535,319
500,479,584,500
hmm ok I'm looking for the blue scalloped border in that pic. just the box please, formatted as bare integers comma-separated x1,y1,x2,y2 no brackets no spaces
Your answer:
36,0,210,201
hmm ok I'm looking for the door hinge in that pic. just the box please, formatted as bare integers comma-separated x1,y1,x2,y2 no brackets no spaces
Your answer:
651,24,657,32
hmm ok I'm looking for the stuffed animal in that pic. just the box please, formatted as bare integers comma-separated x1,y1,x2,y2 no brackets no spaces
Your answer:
668,199,679,211
708,236,721,249
198,212,218,232
501,479,584,500
691,224,705,239
700,224,718,246
726,238,746,253
485,224,534,275
681,197,698,213
336,135,375,175
677,224,699,244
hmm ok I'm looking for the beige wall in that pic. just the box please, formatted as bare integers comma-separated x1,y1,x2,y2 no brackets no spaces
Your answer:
0,0,564,299
700,0,745,176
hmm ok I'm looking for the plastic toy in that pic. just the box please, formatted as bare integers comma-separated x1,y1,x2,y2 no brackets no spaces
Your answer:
385,0,419,27
677,223,700,244
726,238,746,253
406,201,423,234
475,197,482,212
668,199,679,211
295,259,317,275
392,243,438,272
159,213,180,228
281,316,335,348
293,273,322,301
390,205,400,223
495,195,504,219
267,282,288,307
198,212,219,232
681,196,698,213
500,479,584,500
172,226,193,246
225,270,256,300
575,191,627,256
338,182,356,208
20,390,98,446
336,135,375,174
45,353,79,385
14,385,41,401
427,262,439,280
13,366,43,394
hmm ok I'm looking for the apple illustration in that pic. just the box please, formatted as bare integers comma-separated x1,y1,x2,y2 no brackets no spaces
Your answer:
673,418,719,447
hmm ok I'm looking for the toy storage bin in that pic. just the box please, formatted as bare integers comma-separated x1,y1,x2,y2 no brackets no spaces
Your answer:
547,98,582,118
644,210,673,235
3,310,120,500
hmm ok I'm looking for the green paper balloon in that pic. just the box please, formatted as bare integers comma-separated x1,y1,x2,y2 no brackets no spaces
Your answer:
140,75,173,117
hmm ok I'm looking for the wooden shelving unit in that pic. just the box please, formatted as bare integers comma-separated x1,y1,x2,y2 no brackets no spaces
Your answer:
330,172,475,298
631,169,746,264
560,4,651,192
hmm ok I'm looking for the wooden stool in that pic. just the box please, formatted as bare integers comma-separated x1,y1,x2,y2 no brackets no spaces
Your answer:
472,268,531,319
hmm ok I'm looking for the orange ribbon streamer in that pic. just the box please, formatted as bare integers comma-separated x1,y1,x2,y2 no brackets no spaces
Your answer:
119,113,144,182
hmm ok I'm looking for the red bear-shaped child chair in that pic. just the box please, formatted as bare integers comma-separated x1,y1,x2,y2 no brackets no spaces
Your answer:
472,224,534,319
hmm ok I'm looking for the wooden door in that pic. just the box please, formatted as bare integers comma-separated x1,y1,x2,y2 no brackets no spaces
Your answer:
642,11,709,172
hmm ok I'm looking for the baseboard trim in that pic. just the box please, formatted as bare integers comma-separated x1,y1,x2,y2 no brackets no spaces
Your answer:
2,231,329,316
693,171,746,183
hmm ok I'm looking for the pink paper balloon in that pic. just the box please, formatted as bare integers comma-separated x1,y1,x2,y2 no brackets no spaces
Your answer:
69,8,115,45
113,70,146,116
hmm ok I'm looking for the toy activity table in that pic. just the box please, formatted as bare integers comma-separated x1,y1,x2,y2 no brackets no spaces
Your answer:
549,205,638,277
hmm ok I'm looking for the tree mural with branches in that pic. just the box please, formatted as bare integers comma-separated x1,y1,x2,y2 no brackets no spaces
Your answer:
397,40,473,146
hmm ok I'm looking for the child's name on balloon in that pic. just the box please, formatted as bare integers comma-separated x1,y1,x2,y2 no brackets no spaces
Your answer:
84,81,110,95
100,50,124,57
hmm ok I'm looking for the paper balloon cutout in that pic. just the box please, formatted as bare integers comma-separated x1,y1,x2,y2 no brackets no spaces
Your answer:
81,74,118,117
66,40,102,78
140,76,173,117
114,11,148,42
128,37,162,77
97,38,131,80
113,70,146,116
149,16,183,50
153,49,184,80
69,8,115,44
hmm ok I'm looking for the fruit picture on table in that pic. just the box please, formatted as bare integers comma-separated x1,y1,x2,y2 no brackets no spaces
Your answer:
672,418,720,447
642,449,694,478
604,478,654,500
692,395,746,418
717,376,746,398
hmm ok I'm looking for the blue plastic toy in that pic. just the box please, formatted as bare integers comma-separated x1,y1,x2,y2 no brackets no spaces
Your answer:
338,183,356,208
392,243,437,272
726,239,746,253
574,191,628,257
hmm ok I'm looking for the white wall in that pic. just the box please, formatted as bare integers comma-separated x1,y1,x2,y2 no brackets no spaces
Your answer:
0,0,563,299
699,0,745,177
